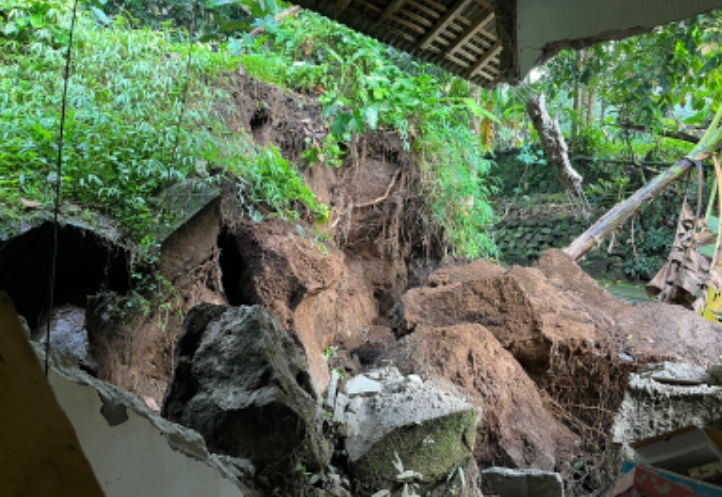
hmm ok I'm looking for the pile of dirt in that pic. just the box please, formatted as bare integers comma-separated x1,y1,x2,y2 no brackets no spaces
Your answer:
59,72,434,403
391,248,722,486
386,323,578,471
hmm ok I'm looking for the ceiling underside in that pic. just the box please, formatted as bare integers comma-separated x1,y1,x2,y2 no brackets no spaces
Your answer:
292,0,722,87
293,0,507,87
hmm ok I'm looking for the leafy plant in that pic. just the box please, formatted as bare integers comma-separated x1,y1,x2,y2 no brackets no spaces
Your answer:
0,0,325,242
230,10,499,258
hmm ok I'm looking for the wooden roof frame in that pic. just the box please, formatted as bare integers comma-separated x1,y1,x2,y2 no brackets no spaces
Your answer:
293,0,513,87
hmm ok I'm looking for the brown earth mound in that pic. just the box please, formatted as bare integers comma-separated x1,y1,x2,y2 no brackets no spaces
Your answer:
396,248,722,485
219,218,378,391
386,323,578,471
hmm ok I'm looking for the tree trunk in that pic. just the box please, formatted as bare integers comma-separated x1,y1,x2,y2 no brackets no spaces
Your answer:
526,94,586,193
564,106,722,260
586,88,596,128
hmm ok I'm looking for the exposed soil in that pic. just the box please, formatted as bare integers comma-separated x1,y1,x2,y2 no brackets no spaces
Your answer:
386,323,579,472
8,70,722,495
396,248,722,490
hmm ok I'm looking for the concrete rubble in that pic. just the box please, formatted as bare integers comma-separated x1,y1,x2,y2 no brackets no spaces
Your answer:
482,467,565,497
34,344,262,497
328,367,481,497
612,365,722,464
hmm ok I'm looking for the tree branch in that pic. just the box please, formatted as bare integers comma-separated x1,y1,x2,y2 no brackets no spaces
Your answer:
618,122,700,144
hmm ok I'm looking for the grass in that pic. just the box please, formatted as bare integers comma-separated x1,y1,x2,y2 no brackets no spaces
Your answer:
0,0,327,244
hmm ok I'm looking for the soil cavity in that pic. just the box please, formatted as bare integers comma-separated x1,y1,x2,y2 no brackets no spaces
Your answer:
0,222,130,328
217,228,256,306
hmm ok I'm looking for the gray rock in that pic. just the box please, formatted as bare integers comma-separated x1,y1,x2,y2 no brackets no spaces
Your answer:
326,369,341,409
640,361,709,385
337,367,479,496
333,393,350,424
163,304,332,477
33,305,97,372
482,467,564,497
344,374,383,397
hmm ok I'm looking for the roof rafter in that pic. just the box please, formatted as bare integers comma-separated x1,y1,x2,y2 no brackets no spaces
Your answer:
467,39,501,78
378,0,408,23
447,11,494,55
418,0,475,50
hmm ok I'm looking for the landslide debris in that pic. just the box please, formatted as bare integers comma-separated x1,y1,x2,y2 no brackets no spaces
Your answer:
162,304,332,482
385,323,578,471
329,367,480,497
391,248,722,490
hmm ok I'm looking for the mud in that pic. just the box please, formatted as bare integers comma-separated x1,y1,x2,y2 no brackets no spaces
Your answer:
385,324,578,471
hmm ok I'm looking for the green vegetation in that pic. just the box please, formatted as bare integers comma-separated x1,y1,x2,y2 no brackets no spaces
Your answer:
229,12,498,257
4,0,722,271
0,0,327,243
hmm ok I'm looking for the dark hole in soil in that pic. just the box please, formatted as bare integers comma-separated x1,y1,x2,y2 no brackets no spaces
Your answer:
249,108,271,145
0,222,130,328
217,229,256,306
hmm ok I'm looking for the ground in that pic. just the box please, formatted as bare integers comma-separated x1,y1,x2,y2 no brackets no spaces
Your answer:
6,70,722,496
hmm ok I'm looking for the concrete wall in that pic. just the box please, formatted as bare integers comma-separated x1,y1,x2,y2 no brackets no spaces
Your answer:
517,0,722,79
0,292,104,497
45,357,255,497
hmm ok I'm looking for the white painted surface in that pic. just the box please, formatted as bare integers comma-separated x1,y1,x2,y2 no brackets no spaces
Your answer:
517,0,722,78
47,368,250,497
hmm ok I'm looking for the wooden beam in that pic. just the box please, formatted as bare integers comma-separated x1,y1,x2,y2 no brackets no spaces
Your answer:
378,0,407,23
467,39,501,77
473,0,492,10
419,0,474,49
334,0,354,14
447,11,494,55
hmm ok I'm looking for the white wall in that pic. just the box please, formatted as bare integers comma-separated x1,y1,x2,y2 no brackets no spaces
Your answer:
47,362,255,497
517,0,722,78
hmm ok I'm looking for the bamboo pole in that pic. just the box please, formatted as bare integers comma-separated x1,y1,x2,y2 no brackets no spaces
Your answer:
564,106,722,261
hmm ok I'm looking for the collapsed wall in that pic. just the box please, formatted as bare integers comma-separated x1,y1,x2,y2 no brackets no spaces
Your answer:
35,345,262,497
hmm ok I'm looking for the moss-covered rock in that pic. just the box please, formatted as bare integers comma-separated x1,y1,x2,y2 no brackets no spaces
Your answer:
353,409,477,495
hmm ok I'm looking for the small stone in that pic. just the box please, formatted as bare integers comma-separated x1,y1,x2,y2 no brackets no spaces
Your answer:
407,374,422,384
344,375,383,397
483,467,564,497
333,393,349,424
326,370,341,409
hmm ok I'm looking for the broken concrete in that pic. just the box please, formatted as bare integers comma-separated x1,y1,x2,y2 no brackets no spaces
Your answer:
163,304,332,476
0,292,104,497
34,344,261,497
483,467,565,497
639,361,711,386
612,372,722,463
332,367,480,496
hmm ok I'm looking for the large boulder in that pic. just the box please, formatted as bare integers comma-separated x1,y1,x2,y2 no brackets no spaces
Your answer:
385,324,578,470
331,367,480,496
163,304,332,477
399,250,722,475
220,219,378,392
